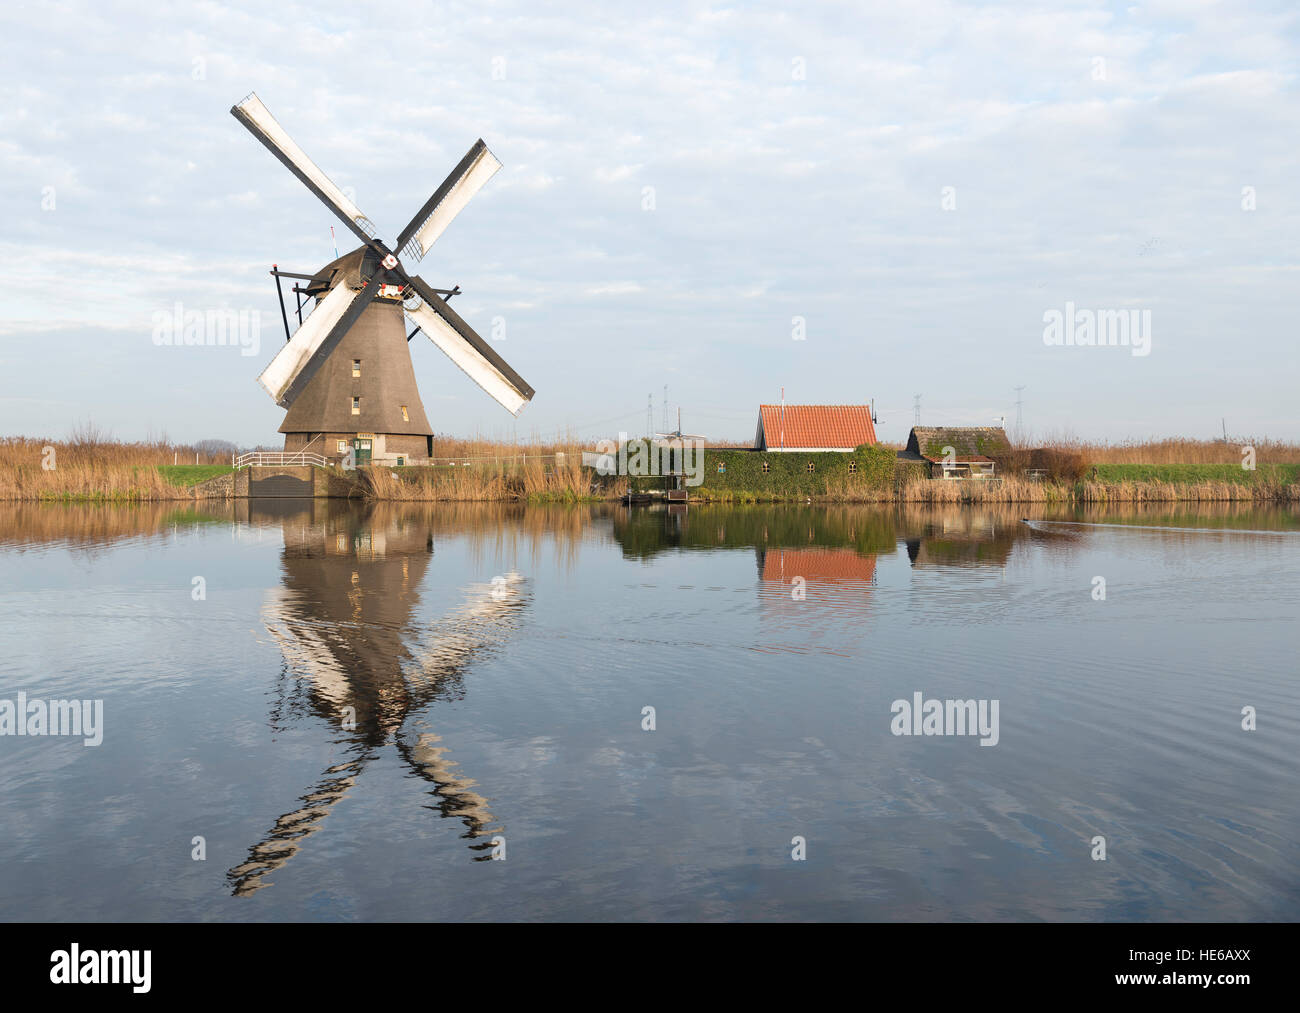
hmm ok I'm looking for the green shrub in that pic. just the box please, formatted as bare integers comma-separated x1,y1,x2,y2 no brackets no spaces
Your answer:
626,442,895,500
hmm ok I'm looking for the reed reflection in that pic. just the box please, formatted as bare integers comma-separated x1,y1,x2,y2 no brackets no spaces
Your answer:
897,508,1024,568
228,501,529,896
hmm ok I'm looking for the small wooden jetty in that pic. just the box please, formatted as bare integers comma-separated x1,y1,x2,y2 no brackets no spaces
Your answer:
623,474,690,506
622,488,688,506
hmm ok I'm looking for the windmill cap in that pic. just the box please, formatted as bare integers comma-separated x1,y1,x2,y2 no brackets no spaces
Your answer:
303,246,393,297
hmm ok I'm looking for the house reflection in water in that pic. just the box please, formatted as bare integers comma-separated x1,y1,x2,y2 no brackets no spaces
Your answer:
612,504,897,562
757,546,877,623
901,509,1021,568
228,501,528,896
610,504,1045,628
761,547,878,584
611,505,884,624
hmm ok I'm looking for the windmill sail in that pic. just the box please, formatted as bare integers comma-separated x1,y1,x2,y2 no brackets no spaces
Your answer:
256,282,356,406
229,516,528,897
275,270,388,408
397,140,502,261
231,93,377,243
406,279,534,416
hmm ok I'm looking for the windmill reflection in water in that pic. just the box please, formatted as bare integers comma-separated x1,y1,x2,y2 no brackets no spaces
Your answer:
227,506,527,896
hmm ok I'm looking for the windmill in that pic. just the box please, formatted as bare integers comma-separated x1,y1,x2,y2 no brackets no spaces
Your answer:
652,408,704,502
653,408,705,444
231,93,535,466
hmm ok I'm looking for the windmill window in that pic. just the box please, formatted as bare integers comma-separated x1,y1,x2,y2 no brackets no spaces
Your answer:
762,460,770,474
352,359,361,377
352,397,361,415
717,461,726,473
401,405,409,422
807,461,815,473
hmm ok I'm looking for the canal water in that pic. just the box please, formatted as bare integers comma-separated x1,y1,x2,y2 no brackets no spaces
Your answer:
0,500,1296,921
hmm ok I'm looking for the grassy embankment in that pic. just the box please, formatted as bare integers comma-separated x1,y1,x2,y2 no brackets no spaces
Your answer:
0,434,593,503
361,437,603,502
632,440,1300,504
4,433,1299,503
156,465,235,487
0,436,234,501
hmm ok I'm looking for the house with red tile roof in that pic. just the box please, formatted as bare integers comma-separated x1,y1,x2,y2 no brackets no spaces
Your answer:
754,404,878,451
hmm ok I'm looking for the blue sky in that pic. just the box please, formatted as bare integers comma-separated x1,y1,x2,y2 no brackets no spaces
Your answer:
2,0,1297,446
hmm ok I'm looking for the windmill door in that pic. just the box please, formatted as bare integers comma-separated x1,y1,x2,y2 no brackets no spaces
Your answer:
353,438,372,465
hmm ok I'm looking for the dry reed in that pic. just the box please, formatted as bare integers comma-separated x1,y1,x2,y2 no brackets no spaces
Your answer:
360,447,614,502
1021,433,1300,465
0,432,236,501
6,431,1300,503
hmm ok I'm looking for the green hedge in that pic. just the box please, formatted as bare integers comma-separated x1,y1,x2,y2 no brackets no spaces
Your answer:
1092,463,1300,486
626,442,896,499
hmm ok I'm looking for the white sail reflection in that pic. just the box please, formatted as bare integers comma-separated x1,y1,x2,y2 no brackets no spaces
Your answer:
227,513,529,896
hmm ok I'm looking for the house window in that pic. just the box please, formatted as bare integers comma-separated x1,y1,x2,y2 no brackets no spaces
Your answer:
336,440,348,453
352,397,361,415
396,457,405,467
401,405,409,422
806,461,815,473
717,462,726,473
762,460,770,474
849,461,857,473
352,359,361,377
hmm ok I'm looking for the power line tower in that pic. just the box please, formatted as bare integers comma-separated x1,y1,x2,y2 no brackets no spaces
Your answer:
646,394,653,438
662,385,668,434
1013,385,1026,442
913,394,922,426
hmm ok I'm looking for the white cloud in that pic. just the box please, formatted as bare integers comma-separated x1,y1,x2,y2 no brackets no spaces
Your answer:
594,164,643,183
0,0,1295,443
586,282,644,296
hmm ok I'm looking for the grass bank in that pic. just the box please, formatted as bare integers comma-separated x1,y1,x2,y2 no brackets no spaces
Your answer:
157,464,235,487
2,462,233,502
1092,462,1300,485
5,434,1299,503
1,435,236,501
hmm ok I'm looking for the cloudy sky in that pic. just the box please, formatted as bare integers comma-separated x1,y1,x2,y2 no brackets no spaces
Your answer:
2,0,1297,446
